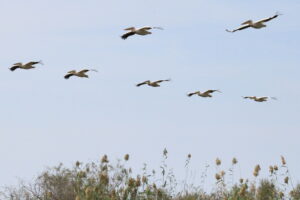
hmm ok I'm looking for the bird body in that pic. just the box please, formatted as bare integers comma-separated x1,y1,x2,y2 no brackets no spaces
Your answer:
121,26,163,39
226,13,280,33
136,79,170,87
64,69,97,79
243,96,277,102
187,90,221,98
10,61,43,71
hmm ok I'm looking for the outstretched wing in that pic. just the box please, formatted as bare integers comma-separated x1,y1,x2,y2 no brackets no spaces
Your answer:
136,81,149,87
226,24,251,33
257,13,279,23
121,31,136,40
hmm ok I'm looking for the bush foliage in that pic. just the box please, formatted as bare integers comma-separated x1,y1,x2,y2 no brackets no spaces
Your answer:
1,151,299,200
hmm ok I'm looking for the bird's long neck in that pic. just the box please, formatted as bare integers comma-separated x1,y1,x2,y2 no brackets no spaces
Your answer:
243,20,253,25
127,27,136,32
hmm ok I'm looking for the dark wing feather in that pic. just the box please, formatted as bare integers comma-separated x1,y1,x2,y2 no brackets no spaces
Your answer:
121,32,135,40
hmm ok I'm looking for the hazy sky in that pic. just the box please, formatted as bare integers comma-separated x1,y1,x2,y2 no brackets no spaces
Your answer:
0,0,299,189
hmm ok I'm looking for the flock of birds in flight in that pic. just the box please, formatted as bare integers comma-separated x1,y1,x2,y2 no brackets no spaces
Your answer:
9,12,281,103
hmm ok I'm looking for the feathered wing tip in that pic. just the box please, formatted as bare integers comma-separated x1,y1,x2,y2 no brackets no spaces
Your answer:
275,11,283,16
38,60,44,65
270,97,278,100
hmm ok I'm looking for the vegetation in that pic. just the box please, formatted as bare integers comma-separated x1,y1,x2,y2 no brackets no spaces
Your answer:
1,150,299,200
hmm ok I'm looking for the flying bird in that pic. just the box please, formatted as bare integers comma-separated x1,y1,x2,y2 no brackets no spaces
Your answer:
226,12,281,33
121,26,163,40
187,90,221,98
9,60,43,71
136,79,170,87
64,69,98,79
243,96,277,102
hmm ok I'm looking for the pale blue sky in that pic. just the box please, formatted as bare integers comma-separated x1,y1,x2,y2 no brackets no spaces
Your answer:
0,0,300,189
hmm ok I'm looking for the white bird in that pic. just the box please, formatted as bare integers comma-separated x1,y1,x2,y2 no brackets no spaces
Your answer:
187,90,221,98
64,69,98,79
136,79,170,87
243,96,277,102
121,26,163,40
226,12,281,33
10,60,43,71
